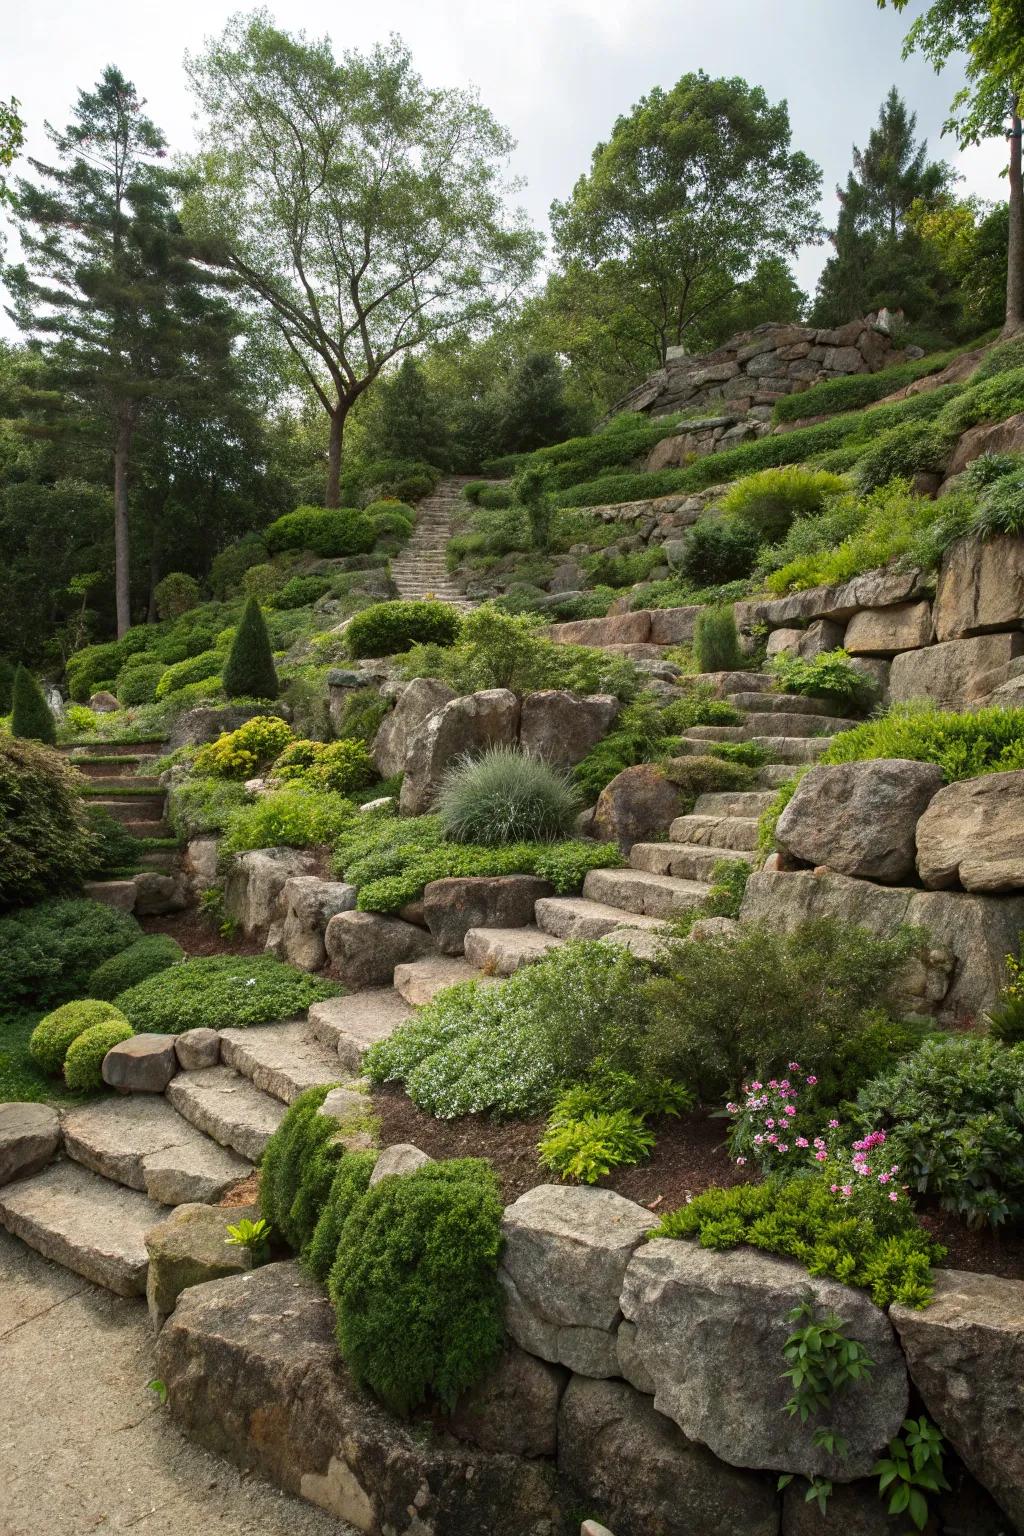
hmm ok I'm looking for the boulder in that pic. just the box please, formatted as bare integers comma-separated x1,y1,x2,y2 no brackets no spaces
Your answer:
168,704,278,751
891,1269,1024,1532
558,1376,779,1536
223,847,319,937
82,879,137,912
549,612,652,648
775,759,943,884
798,617,846,659
423,875,553,955
889,632,1024,709
594,765,684,853
620,1242,908,1480
648,607,704,646
268,876,358,971
740,868,1024,1024
367,1142,432,1184
371,677,456,778
518,691,620,768
131,871,188,916
547,561,586,593
0,1103,60,1186
144,1200,254,1330
156,1262,564,1534
447,1343,565,1458
933,532,1024,641
88,690,120,712
101,1034,178,1093
499,1185,657,1377
765,627,803,659
399,688,521,815
916,771,1024,893
945,409,1024,478
323,909,433,989
182,835,220,895
175,1029,220,1071
843,601,932,657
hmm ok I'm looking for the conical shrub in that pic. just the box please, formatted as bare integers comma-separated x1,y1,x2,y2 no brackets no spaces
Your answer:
11,665,57,745
0,656,15,714
222,597,278,700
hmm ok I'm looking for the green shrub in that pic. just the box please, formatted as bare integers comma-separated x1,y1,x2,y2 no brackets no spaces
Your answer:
153,572,201,620
154,649,223,700
167,776,248,839
539,1106,655,1183
988,950,1024,1044
269,575,332,610
222,597,279,701
571,692,743,803
82,805,143,879
220,786,357,854
0,738,95,908
115,955,341,1033
436,747,578,845
345,600,462,659
260,1085,347,1255
853,420,950,494
854,1036,1024,1229
64,1015,134,1091
677,518,761,586
659,752,755,804
694,606,743,673
88,935,183,1000
11,666,57,744
333,687,390,746
771,649,877,713
265,506,375,558
242,562,285,602
305,1150,378,1283
274,738,375,794
0,898,139,1013
328,1159,504,1415
193,715,294,779
935,362,1024,439
720,467,847,542
210,534,269,598
348,457,439,504
821,702,1024,781
29,999,129,1075
116,662,165,707
772,346,969,422
66,642,125,702
971,465,1024,538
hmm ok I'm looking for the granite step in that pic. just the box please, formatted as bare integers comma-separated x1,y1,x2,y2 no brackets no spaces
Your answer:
86,794,166,817
725,691,847,718
741,712,856,738
582,866,710,920
218,1020,346,1105
462,926,564,975
393,956,494,1006
747,735,831,763
693,790,778,818
166,1066,286,1162
756,763,803,788
61,1096,251,1205
308,990,414,1071
122,818,171,838
534,895,669,941
667,813,761,851
680,725,747,743
630,842,752,882
0,1160,161,1296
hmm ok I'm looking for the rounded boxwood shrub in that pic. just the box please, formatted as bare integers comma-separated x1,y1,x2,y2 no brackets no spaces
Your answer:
66,641,126,702
345,599,462,660
269,575,331,610
265,506,375,558
222,597,279,701
89,935,184,1000
114,954,341,1033
30,999,129,1076
275,737,375,794
64,1015,134,1091
437,746,578,845
0,738,95,909
328,1159,504,1415
116,662,166,707
210,534,269,599
154,572,201,620
11,666,57,745
155,649,224,700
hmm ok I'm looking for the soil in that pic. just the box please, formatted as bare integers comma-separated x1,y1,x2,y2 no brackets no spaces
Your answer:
139,908,265,957
917,1206,1024,1281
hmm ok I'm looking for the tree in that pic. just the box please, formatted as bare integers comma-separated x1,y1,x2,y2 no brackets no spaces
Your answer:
549,72,822,368
11,665,56,745
184,17,540,506
907,193,1009,333
0,96,24,220
0,656,15,713
222,597,278,700
495,351,578,454
879,0,1024,334
813,88,952,325
5,67,242,635
365,354,451,468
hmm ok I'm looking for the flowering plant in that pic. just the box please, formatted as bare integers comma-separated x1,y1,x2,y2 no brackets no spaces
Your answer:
725,1063,826,1172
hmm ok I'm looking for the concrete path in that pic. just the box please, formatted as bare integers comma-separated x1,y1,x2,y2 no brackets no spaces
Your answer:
0,1230,351,1536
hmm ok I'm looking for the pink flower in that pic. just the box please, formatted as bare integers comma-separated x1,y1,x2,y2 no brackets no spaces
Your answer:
888,1191,899,1202
841,1185,853,1198
784,1105,797,1117
806,1075,817,1086
779,1080,791,1091
795,1137,809,1149
813,1138,825,1150
778,1143,789,1153
749,1081,762,1092
815,1149,828,1162
788,1062,801,1072
725,1103,738,1114
766,1134,778,1145
765,1118,775,1129
753,1134,764,1145
828,1119,839,1129
736,1157,747,1166
878,1173,890,1185
830,1184,839,1193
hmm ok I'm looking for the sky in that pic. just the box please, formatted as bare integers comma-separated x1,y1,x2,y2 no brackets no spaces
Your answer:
1,0,1009,336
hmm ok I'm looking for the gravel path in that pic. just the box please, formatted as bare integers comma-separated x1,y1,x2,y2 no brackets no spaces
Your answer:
0,1230,351,1536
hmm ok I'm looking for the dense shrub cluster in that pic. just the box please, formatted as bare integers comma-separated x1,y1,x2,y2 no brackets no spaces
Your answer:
88,935,184,999
193,715,294,779
345,600,462,659
63,1015,134,1091
154,649,223,700
0,899,139,1012
771,649,877,713
0,739,95,909
719,467,847,541
771,345,970,423
436,747,579,844
265,506,376,558
821,703,1024,780
219,787,357,855
29,998,129,1076
114,955,340,1033
260,1085,350,1255
274,737,375,794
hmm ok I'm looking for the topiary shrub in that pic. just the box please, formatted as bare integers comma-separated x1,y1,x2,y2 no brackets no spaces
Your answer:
719,467,847,541
64,1015,134,1092
436,746,579,845
154,649,224,700
260,1085,348,1254
328,1159,504,1415
89,935,183,1000
154,572,201,620
345,600,462,660
115,954,341,1033
11,666,57,744
693,605,743,673
0,738,96,909
222,597,279,701
116,662,166,707
29,999,129,1076
265,506,375,558
0,898,139,1012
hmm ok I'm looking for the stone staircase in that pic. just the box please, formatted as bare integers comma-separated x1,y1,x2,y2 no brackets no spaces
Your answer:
390,476,477,610
63,738,176,869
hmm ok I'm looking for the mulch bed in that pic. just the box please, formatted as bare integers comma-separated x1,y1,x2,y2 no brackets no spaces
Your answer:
916,1207,1024,1281
138,909,264,957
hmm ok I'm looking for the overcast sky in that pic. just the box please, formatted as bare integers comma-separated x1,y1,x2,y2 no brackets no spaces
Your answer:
1,0,1008,337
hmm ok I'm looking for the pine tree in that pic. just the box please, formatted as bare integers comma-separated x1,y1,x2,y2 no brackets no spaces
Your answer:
497,352,576,454
0,656,15,714
222,598,278,700
11,665,57,745
370,355,451,468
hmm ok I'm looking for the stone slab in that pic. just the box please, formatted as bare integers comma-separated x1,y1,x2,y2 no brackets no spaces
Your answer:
62,1095,251,1205
166,1066,286,1162
218,1021,344,1105
307,990,414,1071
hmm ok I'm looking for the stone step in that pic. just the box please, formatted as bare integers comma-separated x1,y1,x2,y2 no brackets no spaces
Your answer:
668,813,760,851
462,926,564,975
87,794,166,816
630,841,752,882
123,818,171,838
61,1096,251,1205
680,725,747,743
534,895,669,941
687,670,774,693
218,1021,347,1105
308,990,413,1070
757,763,802,788
0,1160,161,1296
583,866,711,919
747,735,830,763
393,955,493,1006
139,850,178,870
693,789,778,818
74,769,162,788
741,712,856,738
166,1066,286,1162
725,691,845,718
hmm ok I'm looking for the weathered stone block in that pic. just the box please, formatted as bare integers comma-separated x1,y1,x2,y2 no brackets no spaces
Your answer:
549,612,652,648
323,910,433,989
889,632,1024,708
776,759,943,884
447,1343,565,1458
175,1028,220,1071
144,1200,254,1329
844,601,932,657
916,770,1024,893
269,875,357,971
399,688,521,815
371,677,455,778
423,875,553,955
0,1102,59,1186
102,1034,178,1093
223,847,319,937
519,690,620,768
594,764,684,852
933,532,1024,640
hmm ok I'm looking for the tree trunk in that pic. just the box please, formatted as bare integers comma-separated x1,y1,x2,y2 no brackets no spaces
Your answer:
113,407,134,638
326,405,345,508
1004,104,1024,337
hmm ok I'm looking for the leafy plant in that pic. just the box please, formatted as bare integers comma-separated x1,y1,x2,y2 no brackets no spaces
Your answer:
780,1298,874,1477
114,955,340,1033
264,505,375,558
694,605,743,673
720,466,848,541
88,935,183,999
873,1418,950,1532
167,776,248,838
539,1108,655,1183
988,948,1024,1043
154,649,224,700
0,898,139,1013
222,597,278,701
822,702,1024,782
63,1015,134,1091
676,518,761,586
225,1216,272,1261
153,572,201,619
344,599,462,659
436,746,579,845
771,648,876,713
0,737,95,908
116,661,165,706
193,715,294,779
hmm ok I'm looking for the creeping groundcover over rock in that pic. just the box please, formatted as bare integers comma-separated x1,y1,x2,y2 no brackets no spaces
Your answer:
114,955,341,1033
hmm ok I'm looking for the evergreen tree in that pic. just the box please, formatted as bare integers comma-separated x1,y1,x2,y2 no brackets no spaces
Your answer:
497,352,576,454
222,598,278,700
369,355,451,468
0,656,15,714
11,665,56,745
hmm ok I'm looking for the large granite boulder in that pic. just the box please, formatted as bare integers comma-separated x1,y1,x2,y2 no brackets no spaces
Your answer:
843,601,932,657
550,612,652,648
131,870,188,916
620,1242,908,1481
892,1269,1024,1531
916,771,1024,893
400,689,521,815
934,532,1024,641
447,1343,565,1458
182,835,220,896
775,759,943,884
168,704,279,751
371,677,455,779
267,875,357,971
144,1200,254,1330
156,1262,563,1534
558,1376,779,1536
594,764,684,853
223,847,320,937
518,690,620,769
889,632,1024,709
945,409,1024,478
423,875,552,955
323,910,433,989
499,1185,657,1377
0,1103,60,1186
